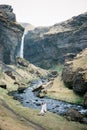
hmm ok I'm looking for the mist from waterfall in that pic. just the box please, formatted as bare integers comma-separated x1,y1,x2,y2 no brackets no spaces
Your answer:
19,30,27,58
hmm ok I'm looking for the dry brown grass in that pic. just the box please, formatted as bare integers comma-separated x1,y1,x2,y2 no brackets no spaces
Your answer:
0,88,87,130
46,76,83,104
0,101,39,130
68,48,87,80
0,62,86,130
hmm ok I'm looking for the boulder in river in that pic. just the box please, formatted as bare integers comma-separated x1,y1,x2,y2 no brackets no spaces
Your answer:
18,82,26,93
65,108,83,122
32,81,53,98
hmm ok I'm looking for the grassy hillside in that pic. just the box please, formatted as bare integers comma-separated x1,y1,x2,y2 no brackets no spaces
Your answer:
0,87,87,130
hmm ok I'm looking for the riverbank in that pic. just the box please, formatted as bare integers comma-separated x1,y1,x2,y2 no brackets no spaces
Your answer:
0,88,87,130
0,59,87,130
11,78,87,116
46,75,83,104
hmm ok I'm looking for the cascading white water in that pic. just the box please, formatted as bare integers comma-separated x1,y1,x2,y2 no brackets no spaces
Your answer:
19,30,27,58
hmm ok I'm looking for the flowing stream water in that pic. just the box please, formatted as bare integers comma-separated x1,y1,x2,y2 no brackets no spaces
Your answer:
11,80,87,116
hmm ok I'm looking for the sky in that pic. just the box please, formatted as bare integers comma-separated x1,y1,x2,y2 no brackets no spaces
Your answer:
0,0,87,26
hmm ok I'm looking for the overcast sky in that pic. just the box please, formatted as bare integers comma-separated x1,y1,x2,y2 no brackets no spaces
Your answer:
0,0,87,26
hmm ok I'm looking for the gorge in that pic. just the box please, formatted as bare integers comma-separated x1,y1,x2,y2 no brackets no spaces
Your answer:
23,12,87,69
0,4,87,130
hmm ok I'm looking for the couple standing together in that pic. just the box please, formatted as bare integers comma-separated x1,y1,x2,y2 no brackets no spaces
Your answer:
39,102,47,116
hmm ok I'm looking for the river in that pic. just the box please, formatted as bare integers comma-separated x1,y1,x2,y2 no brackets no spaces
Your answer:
10,79,87,117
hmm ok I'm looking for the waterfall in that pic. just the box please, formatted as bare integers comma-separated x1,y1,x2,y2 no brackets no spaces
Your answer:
19,30,27,58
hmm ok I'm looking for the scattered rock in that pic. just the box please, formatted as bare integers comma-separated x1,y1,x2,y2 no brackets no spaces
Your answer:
65,53,76,62
82,118,87,124
5,70,15,80
0,80,7,89
83,92,87,107
50,70,58,77
32,81,53,98
65,108,83,122
35,102,41,106
18,83,26,93
16,57,29,67
26,101,30,103
42,81,53,89
32,85,43,92
38,93,45,98
18,87,26,93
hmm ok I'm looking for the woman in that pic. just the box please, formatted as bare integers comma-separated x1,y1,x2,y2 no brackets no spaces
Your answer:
39,102,47,115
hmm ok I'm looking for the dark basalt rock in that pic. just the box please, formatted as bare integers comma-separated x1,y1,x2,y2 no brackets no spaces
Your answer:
16,57,29,67
65,108,83,122
0,5,16,22
18,82,27,93
18,87,26,93
0,80,7,89
62,48,87,95
5,70,16,80
0,5,24,64
62,62,74,89
24,12,87,69
65,53,76,62
73,71,87,94
83,92,87,107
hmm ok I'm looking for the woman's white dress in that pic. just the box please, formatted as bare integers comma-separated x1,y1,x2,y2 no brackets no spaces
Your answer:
40,103,47,114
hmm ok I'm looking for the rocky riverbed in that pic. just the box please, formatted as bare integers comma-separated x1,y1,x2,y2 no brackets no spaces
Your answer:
9,79,87,123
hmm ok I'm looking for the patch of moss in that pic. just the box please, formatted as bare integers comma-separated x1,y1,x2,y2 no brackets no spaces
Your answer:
75,96,83,104
50,65,63,73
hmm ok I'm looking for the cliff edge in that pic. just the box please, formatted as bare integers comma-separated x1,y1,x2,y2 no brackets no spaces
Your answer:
0,5,24,64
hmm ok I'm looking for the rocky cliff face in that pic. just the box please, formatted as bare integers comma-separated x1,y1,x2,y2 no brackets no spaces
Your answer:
24,12,87,69
62,48,87,95
0,5,24,64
